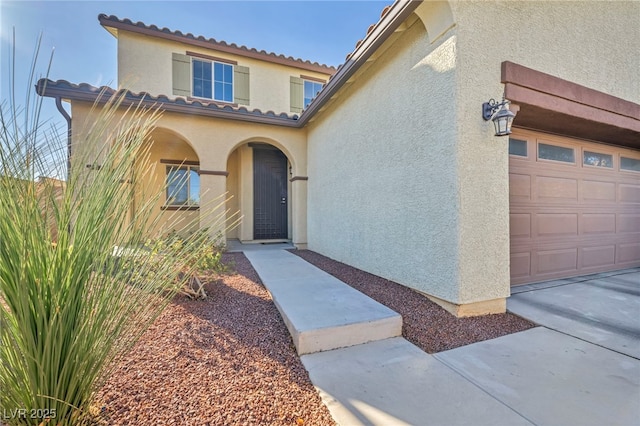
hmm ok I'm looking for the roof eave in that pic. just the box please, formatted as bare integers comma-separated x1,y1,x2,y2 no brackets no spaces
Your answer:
297,0,422,126
36,80,300,128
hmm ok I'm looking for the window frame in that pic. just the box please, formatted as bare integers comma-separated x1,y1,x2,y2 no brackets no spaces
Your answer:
303,79,324,109
164,164,201,209
620,155,640,173
582,149,614,170
536,141,576,165
508,137,529,159
191,58,234,103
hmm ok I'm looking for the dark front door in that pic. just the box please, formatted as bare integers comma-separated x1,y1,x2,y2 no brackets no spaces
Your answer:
253,147,288,239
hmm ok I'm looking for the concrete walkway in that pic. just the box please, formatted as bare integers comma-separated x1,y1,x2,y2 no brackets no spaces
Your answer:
240,245,640,426
243,249,401,354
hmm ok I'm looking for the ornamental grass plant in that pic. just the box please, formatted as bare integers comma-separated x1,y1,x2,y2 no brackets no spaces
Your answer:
0,38,234,425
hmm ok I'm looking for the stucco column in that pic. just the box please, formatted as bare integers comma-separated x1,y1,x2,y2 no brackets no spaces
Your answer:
198,173,229,242
290,178,308,249
238,146,253,242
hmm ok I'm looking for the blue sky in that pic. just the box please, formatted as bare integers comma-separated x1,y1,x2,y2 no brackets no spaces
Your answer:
1,0,391,125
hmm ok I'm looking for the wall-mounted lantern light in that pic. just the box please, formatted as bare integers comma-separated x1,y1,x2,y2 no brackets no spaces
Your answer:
482,96,516,136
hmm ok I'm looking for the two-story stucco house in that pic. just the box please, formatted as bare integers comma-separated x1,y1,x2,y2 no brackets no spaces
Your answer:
37,0,640,317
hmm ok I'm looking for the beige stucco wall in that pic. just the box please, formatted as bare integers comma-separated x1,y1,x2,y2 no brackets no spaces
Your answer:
449,0,640,302
307,17,465,304
307,0,638,310
117,31,331,114
70,100,309,244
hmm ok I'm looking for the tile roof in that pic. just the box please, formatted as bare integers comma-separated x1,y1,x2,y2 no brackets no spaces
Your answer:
99,14,336,75
39,1,421,128
36,79,301,127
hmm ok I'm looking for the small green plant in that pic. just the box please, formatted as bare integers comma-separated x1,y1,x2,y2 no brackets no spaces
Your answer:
162,228,228,273
118,229,231,299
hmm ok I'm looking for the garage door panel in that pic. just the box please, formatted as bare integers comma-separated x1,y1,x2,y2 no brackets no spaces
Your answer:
536,176,578,200
510,213,531,238
510,130,640,286
618,214,640,233
536,248,577,274
618,243,640,263
510,253,531,279
581,245,616,268
582,213,616,234
509,173,531,200
619,184,640,203
582,180,616,202
537,213,578,237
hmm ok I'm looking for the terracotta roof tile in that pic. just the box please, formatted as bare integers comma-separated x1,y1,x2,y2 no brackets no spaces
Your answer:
98,14,336,74
36,79,300,126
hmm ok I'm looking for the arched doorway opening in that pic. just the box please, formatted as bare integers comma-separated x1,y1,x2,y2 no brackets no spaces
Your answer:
226,141,292,242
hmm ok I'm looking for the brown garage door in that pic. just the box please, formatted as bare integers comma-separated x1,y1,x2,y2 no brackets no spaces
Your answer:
509,130,640,285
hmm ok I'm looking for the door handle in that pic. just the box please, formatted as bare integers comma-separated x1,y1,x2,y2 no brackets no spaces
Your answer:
281,197,286,204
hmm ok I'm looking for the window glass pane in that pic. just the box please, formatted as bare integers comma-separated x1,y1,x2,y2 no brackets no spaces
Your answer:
193,80,203,97
508,138,527,156
583,151,612,168
214,62,223,79
193,60,202,79
214,82,224,100
189,170,200,205
166,166,200,205
303,80,323,108
167,168,188,204
303,81,313,99
538,143,574,163
192,60,212,99
223,64,233,81
203,81,212,99
224,82,233,102
621,157,640,172
214,63,233,102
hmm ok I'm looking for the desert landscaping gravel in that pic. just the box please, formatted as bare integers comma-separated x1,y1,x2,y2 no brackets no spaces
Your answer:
96,249,534,425
95,252,335,426
291,249,535,353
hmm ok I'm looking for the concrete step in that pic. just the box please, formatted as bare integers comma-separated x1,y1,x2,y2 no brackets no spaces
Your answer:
244,250,402,355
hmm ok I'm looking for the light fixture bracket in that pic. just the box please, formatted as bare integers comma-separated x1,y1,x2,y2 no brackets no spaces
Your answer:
482,98,507,121
482,96,516,136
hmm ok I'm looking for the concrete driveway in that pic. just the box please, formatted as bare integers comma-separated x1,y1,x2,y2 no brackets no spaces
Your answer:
508,268,640,358
435,267,640,426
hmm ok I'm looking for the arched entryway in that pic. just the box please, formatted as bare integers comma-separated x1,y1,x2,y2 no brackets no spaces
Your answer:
137,127,200,237
226,141,293,242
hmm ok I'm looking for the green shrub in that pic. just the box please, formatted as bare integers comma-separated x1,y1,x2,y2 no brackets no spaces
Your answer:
0,41,236,424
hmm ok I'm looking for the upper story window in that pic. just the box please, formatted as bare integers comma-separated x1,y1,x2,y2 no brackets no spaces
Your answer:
192,59,233,103
290,76,326,113
303,80,323,108
172,53,250,106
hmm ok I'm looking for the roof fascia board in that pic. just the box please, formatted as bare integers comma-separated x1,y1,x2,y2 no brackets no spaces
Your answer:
297,0,422,126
